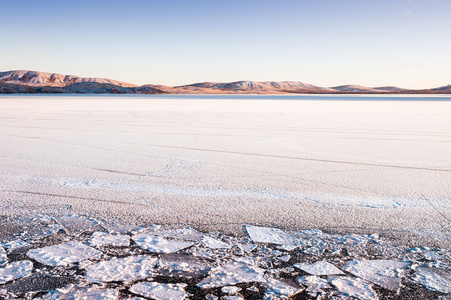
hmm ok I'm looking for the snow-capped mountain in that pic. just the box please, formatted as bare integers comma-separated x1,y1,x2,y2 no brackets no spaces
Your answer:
331,85,389,93
0,70,449,94
0,70,137,87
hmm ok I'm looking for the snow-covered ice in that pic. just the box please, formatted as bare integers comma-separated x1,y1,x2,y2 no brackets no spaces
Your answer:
0,260,33,284
1,240,30,252
296,275,332,295
262,276,303,299
0,248,6,266
343,259,409,291
201,236,230,249
85,255,158,283
221,286,241,294
27,241,102,266
245,225,297,245
151,228,204,241
42,288,119,300
89,232,130,247
198,262,266,288
130,282,188,300
293,261,344,276
413,267,451,294
56,215,104,236
329,276,378,300
132,234,194,253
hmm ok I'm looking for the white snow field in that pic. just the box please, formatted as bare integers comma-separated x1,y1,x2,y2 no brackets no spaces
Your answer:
0,94,450,247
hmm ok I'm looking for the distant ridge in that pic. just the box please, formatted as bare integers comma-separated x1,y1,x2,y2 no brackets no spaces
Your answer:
0,70,449,94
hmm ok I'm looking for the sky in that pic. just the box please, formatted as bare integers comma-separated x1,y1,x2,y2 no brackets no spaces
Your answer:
1,0,450,88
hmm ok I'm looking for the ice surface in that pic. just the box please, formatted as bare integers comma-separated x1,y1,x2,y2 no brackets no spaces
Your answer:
263,276,303,299
223,296,244,300
85,255,158,283
222,286,241,294
1,240,30,252
296,275,331,295
132,234,194,253
343,259,409,291
42,288,119,300
20,224,63,241
201,236,230,249
329,276,378,300
413,267,451,294
158,254,212,278
0,247,6,266
293,261,344,276
89,232,130,247
198,262,266,288
56,215,104,236
245,225,297,245
239,244,258,252
151,228,203,241
0,260,33,284
130,282,188,300
27,241,102,266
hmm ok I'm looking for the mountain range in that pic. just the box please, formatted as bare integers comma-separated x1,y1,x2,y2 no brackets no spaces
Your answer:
0,70,450,94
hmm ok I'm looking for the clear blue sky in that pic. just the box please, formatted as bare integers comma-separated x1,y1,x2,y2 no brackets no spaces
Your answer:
1,0,450,88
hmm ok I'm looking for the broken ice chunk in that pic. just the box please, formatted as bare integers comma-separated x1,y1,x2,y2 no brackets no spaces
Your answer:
56,215,104,236
104,222,148,234
279,255,291,262
262,276,303,299
1,240,30,253
158,254,212,278
151,228,203,241
223,296,244,300
0,260,33,284
19,224,63,241
198,262,266,289
343,260,409,291
0,247,7,266
296,275,331,296
329,276,378,300
201,236,230,249
130,282,188,300
132,234,194,253
245,225,297,245
294,261,344,276
413,267,451,294
222,286,241,294
239,244,258,253
42,288,119,300
27,241,102,266
89,232,130,247
277,245,298,251
85,255,158,283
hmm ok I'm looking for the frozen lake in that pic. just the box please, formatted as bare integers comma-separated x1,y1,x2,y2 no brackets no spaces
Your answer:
1,94,450,246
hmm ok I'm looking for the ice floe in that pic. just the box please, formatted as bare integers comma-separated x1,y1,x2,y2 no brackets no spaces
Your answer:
1,240,30,252
343,259,409,291
413,267,451,294
329,276,378,300
222,285,241,294
132,234,194,253
245,225,297,245
56,215,104,236
27,241,102,266
0,247,6,266
294,261,344,276
130,282,188,300
89,232,130,247
151,227,203,241
198,262,266,288
0,260,33,284
85,255,158,283
201,236,230,249
42,287,119,299
296,275,332,296
262,276,303,299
